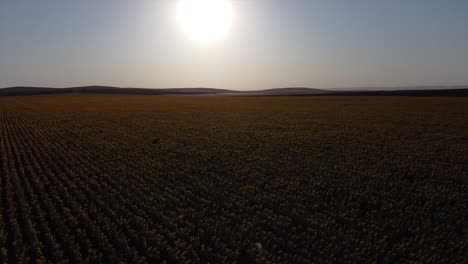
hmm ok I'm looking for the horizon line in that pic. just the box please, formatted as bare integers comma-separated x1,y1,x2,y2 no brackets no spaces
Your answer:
2,85,468,92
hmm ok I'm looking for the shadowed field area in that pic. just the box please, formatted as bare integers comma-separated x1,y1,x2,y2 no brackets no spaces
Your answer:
0,95,467,263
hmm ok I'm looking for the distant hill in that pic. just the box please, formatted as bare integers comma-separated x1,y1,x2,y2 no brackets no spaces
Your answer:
1,86,467,96
0,86,237,96
260,87,327,95
323,88,468,96
67,86,236,95
331,85,468,91
0,87,64,96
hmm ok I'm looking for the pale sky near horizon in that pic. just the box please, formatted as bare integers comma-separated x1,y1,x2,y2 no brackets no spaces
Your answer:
1,0,468,90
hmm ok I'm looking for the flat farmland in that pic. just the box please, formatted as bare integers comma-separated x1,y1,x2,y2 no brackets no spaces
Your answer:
0,95,467,263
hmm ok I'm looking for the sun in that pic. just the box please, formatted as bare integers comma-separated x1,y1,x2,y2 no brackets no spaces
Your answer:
176,0,234,43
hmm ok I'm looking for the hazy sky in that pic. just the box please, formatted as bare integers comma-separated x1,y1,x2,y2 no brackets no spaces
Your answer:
1,0,468,90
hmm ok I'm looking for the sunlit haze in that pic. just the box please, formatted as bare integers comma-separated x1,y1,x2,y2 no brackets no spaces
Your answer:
176,0,233,43
1,0,467,90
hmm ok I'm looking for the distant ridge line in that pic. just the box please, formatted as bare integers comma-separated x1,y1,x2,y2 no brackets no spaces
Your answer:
1,86,467,96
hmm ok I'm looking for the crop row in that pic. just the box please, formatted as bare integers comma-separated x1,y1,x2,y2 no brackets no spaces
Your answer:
0,95,467,263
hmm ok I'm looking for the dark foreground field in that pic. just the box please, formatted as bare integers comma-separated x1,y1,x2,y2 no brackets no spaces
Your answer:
0,95,467,263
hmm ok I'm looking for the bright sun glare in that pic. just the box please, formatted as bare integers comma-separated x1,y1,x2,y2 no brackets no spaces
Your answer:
176,0,234,43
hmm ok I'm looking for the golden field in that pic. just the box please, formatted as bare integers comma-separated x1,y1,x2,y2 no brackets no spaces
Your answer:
0,95,467,263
